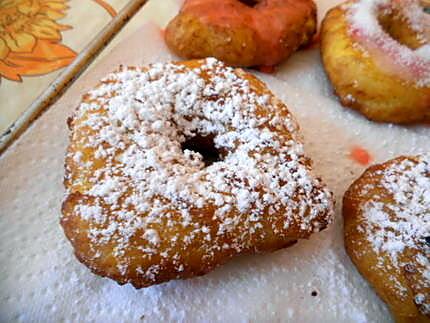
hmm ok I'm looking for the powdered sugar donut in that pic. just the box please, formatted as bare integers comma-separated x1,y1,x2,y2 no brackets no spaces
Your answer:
321,0,430,123
344,154,430,322
61,58,334,288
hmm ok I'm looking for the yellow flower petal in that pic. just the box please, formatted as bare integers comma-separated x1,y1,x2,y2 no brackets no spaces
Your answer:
29,23,60,40
39,7,66,20
17,2,40,16
43,2,68,11
3,31,36,53
0,0,20,9
34,16,64,29
0,38,10,60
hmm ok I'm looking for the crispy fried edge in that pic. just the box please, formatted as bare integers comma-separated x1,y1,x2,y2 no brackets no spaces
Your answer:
343,156,430,322
61,59,334,288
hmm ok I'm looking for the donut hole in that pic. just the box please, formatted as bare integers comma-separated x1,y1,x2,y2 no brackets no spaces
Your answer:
181,135,223,167
238,0,259,7
377,11,425,50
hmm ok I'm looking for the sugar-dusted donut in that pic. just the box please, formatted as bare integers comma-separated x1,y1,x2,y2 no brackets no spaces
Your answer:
164,0,317,67
343,154,430,322
321,0,430,123
61,58,334,288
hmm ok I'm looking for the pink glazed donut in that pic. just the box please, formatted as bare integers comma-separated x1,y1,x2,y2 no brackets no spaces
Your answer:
321,0,430,123
165,0,317,67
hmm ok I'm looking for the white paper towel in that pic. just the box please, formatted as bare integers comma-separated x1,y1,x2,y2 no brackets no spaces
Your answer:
1,2,430,322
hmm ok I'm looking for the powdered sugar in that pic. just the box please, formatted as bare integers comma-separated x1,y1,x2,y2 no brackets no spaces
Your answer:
416,44,430,59
64,58,334,284
4,13,429,322
346,0,430,87
364,155,430,260
361,154,430,313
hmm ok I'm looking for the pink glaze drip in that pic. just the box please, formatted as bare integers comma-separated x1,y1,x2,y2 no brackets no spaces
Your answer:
349,146,373,166
306,32,321,49
181,0,315,66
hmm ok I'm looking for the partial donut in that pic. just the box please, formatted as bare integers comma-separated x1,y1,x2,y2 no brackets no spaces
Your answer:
164,0,317,67
321,0,430,123
61,58,335,288
343,154,430,322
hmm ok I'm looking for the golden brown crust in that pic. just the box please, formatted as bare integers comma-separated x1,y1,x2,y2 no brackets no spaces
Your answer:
164,0,317,67
343,155,430,322
61,58,334,288
321,1,430,124
165,13,258,67
62,193,300,288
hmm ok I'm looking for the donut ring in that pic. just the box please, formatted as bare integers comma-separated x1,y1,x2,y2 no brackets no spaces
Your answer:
343,154,430,322
61,58,334,288
164,0,317,67
321,0,430,123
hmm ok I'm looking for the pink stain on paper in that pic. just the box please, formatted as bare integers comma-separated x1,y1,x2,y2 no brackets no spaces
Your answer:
349,146,373,166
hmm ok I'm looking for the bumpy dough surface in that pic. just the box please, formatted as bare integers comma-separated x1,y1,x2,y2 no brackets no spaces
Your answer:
165,0,316,67
61,58,334,288
343,154,430,322
321,0,430,123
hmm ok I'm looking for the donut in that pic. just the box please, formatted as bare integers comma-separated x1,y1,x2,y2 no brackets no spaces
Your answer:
343,154,430,322
61,58,334,288
321,0,430,123
164,0,317,67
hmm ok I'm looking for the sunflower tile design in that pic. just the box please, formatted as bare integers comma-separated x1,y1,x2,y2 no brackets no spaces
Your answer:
0,0,76,81
0,0,130,137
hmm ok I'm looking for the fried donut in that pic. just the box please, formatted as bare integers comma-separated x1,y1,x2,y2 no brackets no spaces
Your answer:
343,154,430,322
164,0,317,67
321,0,430,123
61,58,334,288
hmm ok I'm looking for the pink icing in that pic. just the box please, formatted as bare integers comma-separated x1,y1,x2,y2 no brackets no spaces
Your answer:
181,0,315,66
346,0,430,87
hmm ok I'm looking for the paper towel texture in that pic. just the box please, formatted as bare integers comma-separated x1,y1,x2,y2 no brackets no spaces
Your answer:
1,2,430,322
